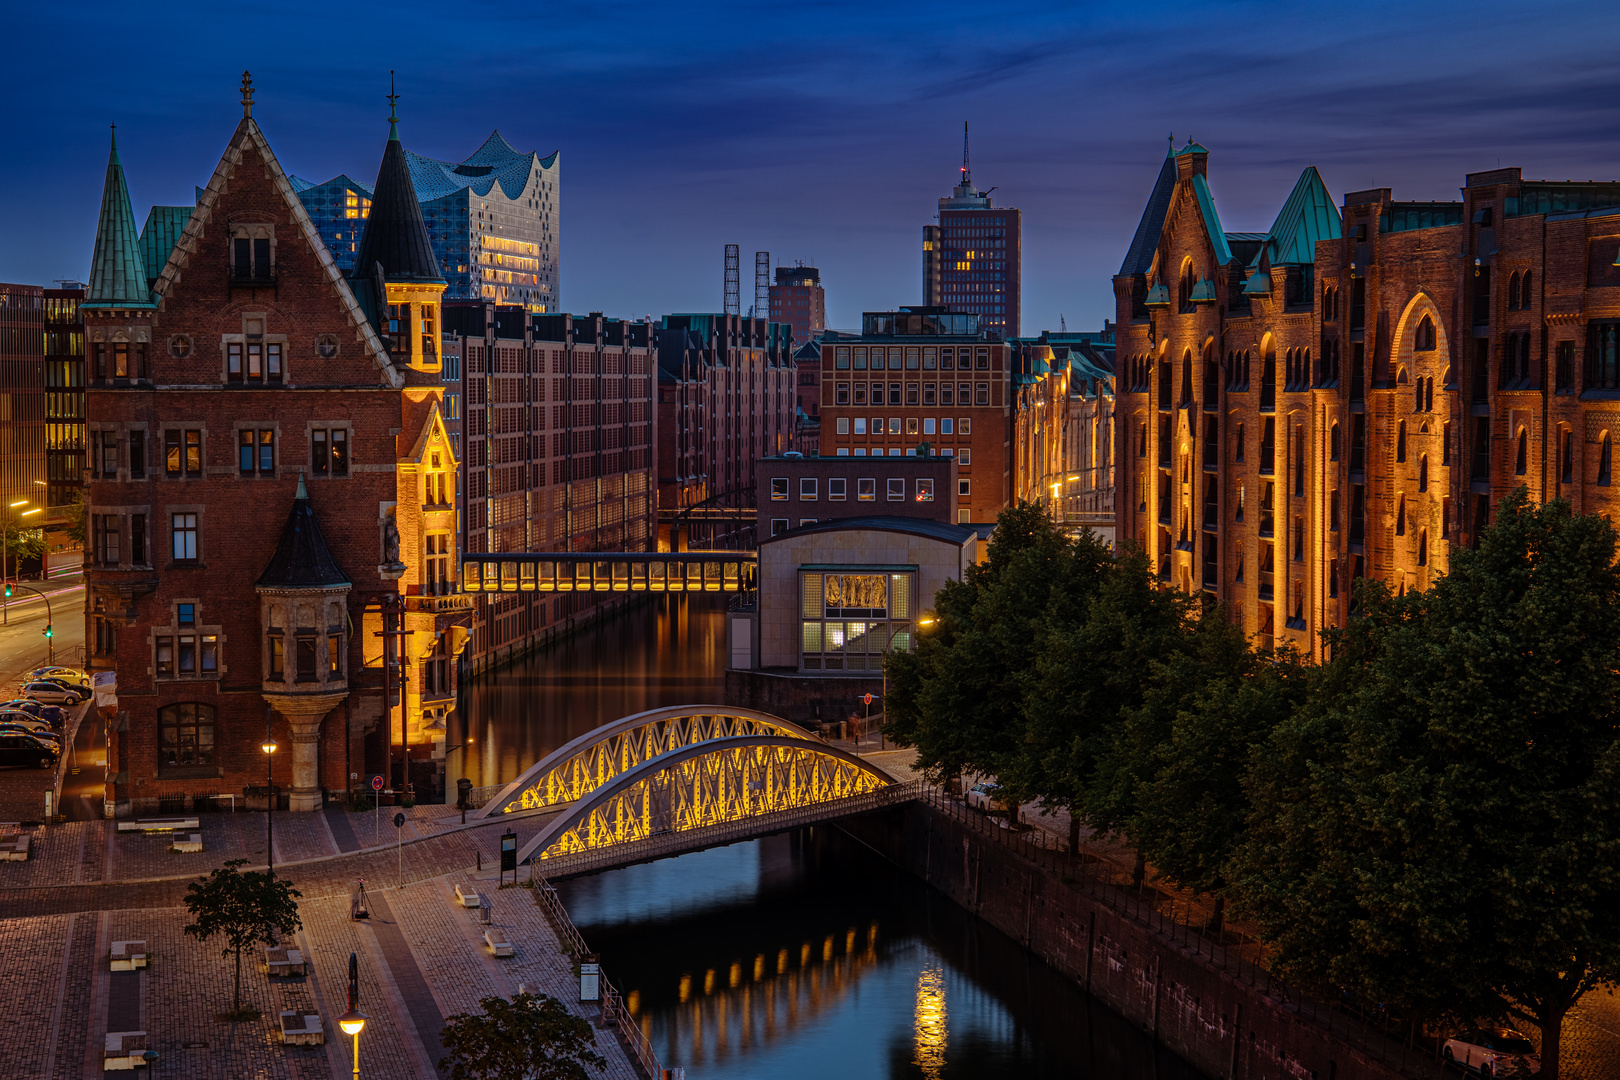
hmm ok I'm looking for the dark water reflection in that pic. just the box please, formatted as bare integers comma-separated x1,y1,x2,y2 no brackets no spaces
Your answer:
447,594,730,789
559,829,1211,1080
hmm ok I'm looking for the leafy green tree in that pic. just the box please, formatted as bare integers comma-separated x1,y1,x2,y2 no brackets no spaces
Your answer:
61,491,85,548
1,520,44,577
1233,492,1620,1079
439,991,606,1080
884,502,1112,803
182,859,302,1017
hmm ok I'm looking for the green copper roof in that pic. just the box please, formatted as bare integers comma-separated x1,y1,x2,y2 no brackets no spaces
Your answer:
1257,166,1341,267
1243,270,1274,296
85,130,153,308
1189,174,1235,265
138,206,192,289
1174,141,1210,157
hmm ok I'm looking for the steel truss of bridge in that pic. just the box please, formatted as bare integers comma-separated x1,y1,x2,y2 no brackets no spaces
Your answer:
460,552,756,593
471,705,912,873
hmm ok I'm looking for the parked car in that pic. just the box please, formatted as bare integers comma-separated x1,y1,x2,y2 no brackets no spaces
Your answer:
1443,1029,1540,1076
0,724,61,747
0,710,54,733
19,681,84,706
0,732,59,770
29,666,86,685
966,781,1002,811
0,699,49,719
32,676,88,695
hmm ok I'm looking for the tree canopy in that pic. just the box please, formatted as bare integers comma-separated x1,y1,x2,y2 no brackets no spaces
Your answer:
182,859,302,1017
439,991,606,1080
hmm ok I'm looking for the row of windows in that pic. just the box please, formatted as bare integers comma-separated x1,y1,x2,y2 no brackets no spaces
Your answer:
266,631,344,682
799,572,914,671
831,346,992,371
91,512,198,566
835,417,973,440
770,476,939,502
90,427,350,479
833,382,991,406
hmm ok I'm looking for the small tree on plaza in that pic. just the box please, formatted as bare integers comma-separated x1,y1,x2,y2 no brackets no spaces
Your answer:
440,991,606,1080
182,858,302,1019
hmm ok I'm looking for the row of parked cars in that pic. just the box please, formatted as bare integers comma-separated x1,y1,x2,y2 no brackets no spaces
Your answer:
0,667,88,770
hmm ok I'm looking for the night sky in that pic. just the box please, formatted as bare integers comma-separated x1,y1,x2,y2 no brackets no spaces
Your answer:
5,1,1620,334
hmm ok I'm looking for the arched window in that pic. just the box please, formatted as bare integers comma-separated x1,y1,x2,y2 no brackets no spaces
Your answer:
1180,350,1193,405
1158,357,1172,406
1203,345,1219,403
1521,270,1533,309
1515,427,1528,475
1415,316,1436,351
1415,378,1425,412
1397,365,1410,385
1600,433,1612,486
1425,377,1435,412
1330,422,1341,461
1396,494,1407,536
1417,528,1428,566
1302,348,1312,389
1260,347,1276,409
1419,454,1429,492
1396,420,1407,462
159,703,216,769
1508,272,1521,310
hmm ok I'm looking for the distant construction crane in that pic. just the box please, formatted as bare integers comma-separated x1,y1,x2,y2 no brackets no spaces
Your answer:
724,245,740,316
755,251,770,321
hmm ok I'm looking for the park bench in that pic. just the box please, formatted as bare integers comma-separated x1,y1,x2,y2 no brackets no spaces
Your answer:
169,833,203,853
117,817,199,833
279,1010,324,1045
0,833,30,861
261,945,306,977
484,927,514,957
103,1031,149,1069
453,882,481,907
109,941,148,971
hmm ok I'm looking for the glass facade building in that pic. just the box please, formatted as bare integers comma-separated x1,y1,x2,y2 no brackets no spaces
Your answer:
293,132,558,310
43,288,85,510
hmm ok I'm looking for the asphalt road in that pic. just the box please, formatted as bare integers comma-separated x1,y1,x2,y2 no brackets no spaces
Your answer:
0,577,86,687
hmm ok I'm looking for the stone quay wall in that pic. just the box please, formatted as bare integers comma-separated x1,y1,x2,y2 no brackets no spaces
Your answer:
840,795,1426,1080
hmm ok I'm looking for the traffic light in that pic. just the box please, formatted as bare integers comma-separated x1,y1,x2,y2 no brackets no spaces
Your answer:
3,584,10,598
42,624,51,638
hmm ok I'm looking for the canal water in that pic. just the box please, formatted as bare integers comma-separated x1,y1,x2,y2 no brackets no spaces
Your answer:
457,595,1209,1079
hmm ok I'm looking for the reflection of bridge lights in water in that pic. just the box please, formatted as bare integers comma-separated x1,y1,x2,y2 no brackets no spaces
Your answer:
913,963,948,1079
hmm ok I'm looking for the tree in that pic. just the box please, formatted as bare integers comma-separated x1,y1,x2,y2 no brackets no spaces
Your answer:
182,859,302,1018
0,519,45,578
439,991,607,1080
884,502,1113,803
61,491,85,548
1233,492,1620,1079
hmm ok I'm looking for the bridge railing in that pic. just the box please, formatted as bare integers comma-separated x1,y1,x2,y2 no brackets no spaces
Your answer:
530,877,663,1080
532,780,925,878
461,552,756,593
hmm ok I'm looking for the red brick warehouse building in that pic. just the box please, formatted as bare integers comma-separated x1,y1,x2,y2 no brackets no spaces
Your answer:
83,78,470,815
1115,138,1620,657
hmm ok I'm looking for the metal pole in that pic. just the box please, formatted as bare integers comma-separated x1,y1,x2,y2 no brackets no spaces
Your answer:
352,1031,360,1080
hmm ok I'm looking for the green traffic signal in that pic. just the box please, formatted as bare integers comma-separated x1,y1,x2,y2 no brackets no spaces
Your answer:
3,584,10,598
43,624,51,638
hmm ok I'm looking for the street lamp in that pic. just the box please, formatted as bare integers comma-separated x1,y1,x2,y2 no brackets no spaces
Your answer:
338,951,368,1079
261,718,278,879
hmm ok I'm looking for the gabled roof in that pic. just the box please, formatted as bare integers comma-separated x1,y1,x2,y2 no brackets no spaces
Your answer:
1257,166,1341,267
1119,150,1178,277
85,131,153,309
353,121,444,285
1189,174,1235,265
403,130,556,203
137,206,192,290
255,477,350,589
149,115,397,386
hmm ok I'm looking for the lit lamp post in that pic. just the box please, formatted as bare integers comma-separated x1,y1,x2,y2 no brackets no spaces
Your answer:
261,716,278,878
338,951,367,1079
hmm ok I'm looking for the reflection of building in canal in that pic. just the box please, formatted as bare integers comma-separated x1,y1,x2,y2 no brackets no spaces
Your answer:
629,921,883,1067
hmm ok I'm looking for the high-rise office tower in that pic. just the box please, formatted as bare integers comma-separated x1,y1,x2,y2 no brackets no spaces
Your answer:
295,131,560,311
923,124,1021,338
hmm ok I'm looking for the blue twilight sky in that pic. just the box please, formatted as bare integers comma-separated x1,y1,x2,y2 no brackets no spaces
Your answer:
4,1,1620,335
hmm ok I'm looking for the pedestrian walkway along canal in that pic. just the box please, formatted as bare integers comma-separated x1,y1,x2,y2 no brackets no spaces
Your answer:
459,595,1210,1079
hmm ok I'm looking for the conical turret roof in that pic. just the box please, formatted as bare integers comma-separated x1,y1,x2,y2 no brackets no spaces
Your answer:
256,477,351,589
86,130,153,308
352,118,444,285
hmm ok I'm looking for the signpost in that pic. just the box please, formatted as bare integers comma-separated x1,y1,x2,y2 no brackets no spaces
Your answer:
394,811,406,888
500,829,517,887
371,775,383,846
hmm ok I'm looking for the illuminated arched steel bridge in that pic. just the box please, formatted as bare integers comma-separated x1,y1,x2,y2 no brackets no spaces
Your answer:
475,706,827,819
512,736,916,876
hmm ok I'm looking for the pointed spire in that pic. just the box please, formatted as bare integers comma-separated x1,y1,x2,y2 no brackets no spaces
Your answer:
352,79,443,286
240,71,255,119
85,127,152,308
387,70,399,142
295,471,308,500
256,484,349,589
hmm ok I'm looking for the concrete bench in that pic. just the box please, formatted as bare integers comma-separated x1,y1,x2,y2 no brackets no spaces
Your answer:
117,817,199,833
484,928,514,958
279,1009,324,1046
104,1031,149,1069
0,833,30,861
109,940,148,971
453,882,481,907
168,832,203,853
260,946,306,977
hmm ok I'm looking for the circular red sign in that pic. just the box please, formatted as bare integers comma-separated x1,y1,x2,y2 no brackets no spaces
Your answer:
371,775,384,791
863,693,874,705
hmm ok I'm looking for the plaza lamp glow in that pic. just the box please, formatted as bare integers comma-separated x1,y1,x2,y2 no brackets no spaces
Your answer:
339,951,367,1079
261,727,277,879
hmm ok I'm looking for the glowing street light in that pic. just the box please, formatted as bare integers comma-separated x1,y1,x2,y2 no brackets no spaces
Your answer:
338,951,367,1078
262,722,278,879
